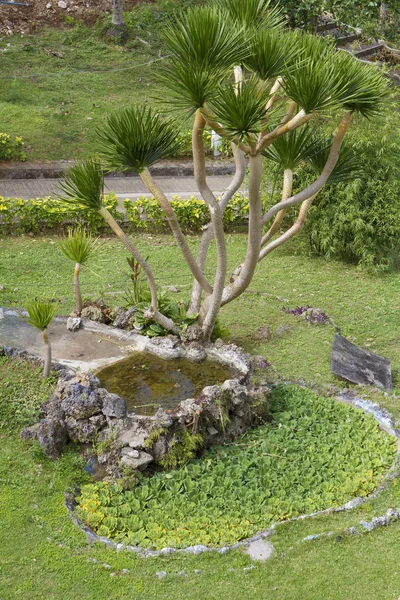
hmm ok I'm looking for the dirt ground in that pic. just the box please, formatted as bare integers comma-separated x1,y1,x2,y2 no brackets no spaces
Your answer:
0,0,147,37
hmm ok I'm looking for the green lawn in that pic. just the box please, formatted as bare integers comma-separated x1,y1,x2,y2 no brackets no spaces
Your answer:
1,232,399,399
0,23,186,161
2,356,400,599
1,233,400,598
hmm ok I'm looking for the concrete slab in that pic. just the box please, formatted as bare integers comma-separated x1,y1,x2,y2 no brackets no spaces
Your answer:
0,176,244,201
0,309,148,371
245,539,275,561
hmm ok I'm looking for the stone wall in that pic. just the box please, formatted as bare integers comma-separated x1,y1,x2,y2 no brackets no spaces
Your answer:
20,340,270,479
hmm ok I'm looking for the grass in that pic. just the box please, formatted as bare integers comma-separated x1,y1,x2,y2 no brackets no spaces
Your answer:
1,232,399,401
2,356,400,599
1,231,400,598
0,20,188,161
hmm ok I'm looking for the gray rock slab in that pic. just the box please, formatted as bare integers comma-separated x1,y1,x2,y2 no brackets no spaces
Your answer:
331,334,392,390
245,540,274,561
120,450,153,470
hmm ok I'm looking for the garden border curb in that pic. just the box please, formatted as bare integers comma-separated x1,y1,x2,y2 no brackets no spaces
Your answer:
64,385,400,559
0,159,236,180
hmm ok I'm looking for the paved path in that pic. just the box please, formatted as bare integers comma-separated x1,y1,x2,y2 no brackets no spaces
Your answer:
0,175,243,201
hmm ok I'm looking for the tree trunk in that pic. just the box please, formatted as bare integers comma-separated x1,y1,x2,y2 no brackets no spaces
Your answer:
112,0,125,26
73,262,82,314
42,329,51,378
99,206,179,334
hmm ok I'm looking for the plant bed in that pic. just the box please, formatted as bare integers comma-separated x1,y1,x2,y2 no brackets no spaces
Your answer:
73,384,397,550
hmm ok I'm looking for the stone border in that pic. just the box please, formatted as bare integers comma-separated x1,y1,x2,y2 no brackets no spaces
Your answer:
65,387,400,558
0,159,236,180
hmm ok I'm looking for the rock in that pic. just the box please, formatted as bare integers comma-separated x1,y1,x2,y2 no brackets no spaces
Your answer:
61,389,103,419
207,426,219,436
120,450,153,470
245,540,274,561
181,324,203,343
274,325,293,337
167,286,180,293
118,429,148,449
185,342,207,362
57,0,67,7
112,307,136,329
65,416,104,442
255,325,272,341
0,284,4,291
67,317,82,332
148,336,182,359
46,3,52,7
37,418,68,459
20,422,41,441
81,305,105,323
102,394,127,418
331,334,392,390
121,447,140,458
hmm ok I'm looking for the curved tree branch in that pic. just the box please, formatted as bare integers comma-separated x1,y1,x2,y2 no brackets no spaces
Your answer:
220,152,263,306
99,206,179,334
193,109,228,340
260,168,293,247
262,112,352,225
258,195,316,262
140,168,213,295
188,142,247,315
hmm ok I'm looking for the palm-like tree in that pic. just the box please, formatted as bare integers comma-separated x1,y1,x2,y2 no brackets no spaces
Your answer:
23,301,58,377
58,227,104,315
58,1,389,341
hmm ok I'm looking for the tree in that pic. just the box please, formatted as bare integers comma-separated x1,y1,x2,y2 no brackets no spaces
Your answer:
23,300,58,377
112,0,125,27
58,0,389,342
58,227,104,315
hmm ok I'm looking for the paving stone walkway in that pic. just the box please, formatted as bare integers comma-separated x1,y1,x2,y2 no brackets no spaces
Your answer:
0,175,243,202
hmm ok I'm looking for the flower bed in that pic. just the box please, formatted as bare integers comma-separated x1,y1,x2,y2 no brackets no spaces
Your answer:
75,384,397,549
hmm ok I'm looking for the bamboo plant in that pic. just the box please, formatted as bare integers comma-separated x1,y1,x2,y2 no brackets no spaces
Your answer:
58,227,104,315
57,0,389,342
23,300,58,378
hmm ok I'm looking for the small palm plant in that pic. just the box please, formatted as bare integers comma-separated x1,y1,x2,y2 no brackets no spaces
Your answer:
23,300,58,378
58,227,104,314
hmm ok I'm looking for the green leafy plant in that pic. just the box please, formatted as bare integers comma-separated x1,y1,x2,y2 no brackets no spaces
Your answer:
22,300,58,377
75,385,397,549
0,133,26,161
58,227,105,314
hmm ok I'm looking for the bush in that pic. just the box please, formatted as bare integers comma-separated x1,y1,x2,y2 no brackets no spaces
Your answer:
301,103,400,271
123,194,249,232
0,133,26,162
0,193,123,234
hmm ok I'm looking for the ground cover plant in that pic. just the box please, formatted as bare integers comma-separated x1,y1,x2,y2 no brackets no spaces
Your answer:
75,385,397,549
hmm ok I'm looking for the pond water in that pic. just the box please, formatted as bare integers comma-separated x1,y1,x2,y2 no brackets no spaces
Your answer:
96,352,231,416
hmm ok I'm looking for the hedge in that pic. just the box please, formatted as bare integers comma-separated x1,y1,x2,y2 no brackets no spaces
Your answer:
0,193,249,235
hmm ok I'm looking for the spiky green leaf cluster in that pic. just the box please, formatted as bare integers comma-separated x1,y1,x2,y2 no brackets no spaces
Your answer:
309,139,363,183
23,300,58,332
245,28,300,81
57,158,104,212
98,106,180,173
58,227,104,265
75,385,396,550
262,124,323,170
335,52,390,118
213,0,284,29
209,78,271,141
158,6,249,112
